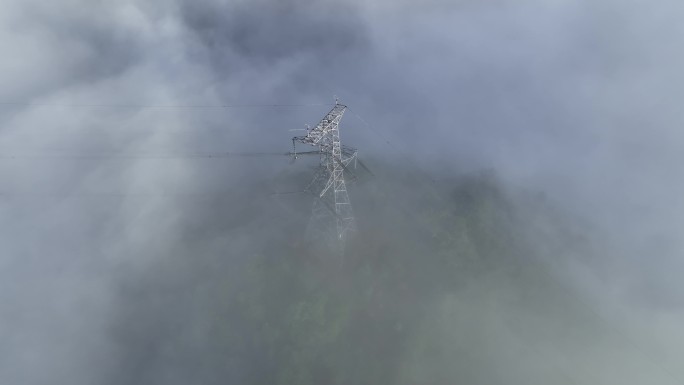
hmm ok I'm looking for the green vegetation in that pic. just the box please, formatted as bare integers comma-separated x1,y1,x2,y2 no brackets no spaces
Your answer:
198,170,531,384
110,167,587,385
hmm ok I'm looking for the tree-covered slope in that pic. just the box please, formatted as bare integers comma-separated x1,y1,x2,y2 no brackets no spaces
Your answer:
105,164,676,385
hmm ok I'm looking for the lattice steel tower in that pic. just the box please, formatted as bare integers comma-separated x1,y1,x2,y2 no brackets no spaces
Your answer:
292,101,357,252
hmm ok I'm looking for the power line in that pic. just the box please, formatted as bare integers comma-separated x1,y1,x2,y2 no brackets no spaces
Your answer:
0,191,234,198
0,102,334,109
0,151,312,160
270,190,307,196
347,107,398,149
0,190,287,199
0,150,324,160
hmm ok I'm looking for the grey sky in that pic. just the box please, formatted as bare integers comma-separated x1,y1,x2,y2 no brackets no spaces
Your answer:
2,0,684,384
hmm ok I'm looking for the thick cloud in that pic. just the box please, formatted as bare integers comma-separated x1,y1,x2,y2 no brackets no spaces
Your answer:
2,0,684,384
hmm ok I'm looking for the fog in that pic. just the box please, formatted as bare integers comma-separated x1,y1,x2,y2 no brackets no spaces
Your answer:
1,0,684,384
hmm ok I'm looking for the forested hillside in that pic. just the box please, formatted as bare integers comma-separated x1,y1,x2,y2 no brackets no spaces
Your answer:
104,164,603,385
94,158,684,385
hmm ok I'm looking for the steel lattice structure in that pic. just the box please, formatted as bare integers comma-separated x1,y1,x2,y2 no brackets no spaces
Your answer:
292,102,357,252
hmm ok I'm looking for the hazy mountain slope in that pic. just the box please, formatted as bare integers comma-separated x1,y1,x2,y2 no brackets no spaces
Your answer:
97,164,682,385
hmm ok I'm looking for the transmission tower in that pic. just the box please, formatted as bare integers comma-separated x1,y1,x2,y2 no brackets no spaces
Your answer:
292,101,358,253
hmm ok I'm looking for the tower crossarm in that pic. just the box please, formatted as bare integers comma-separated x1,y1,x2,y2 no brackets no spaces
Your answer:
292,103,347,151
